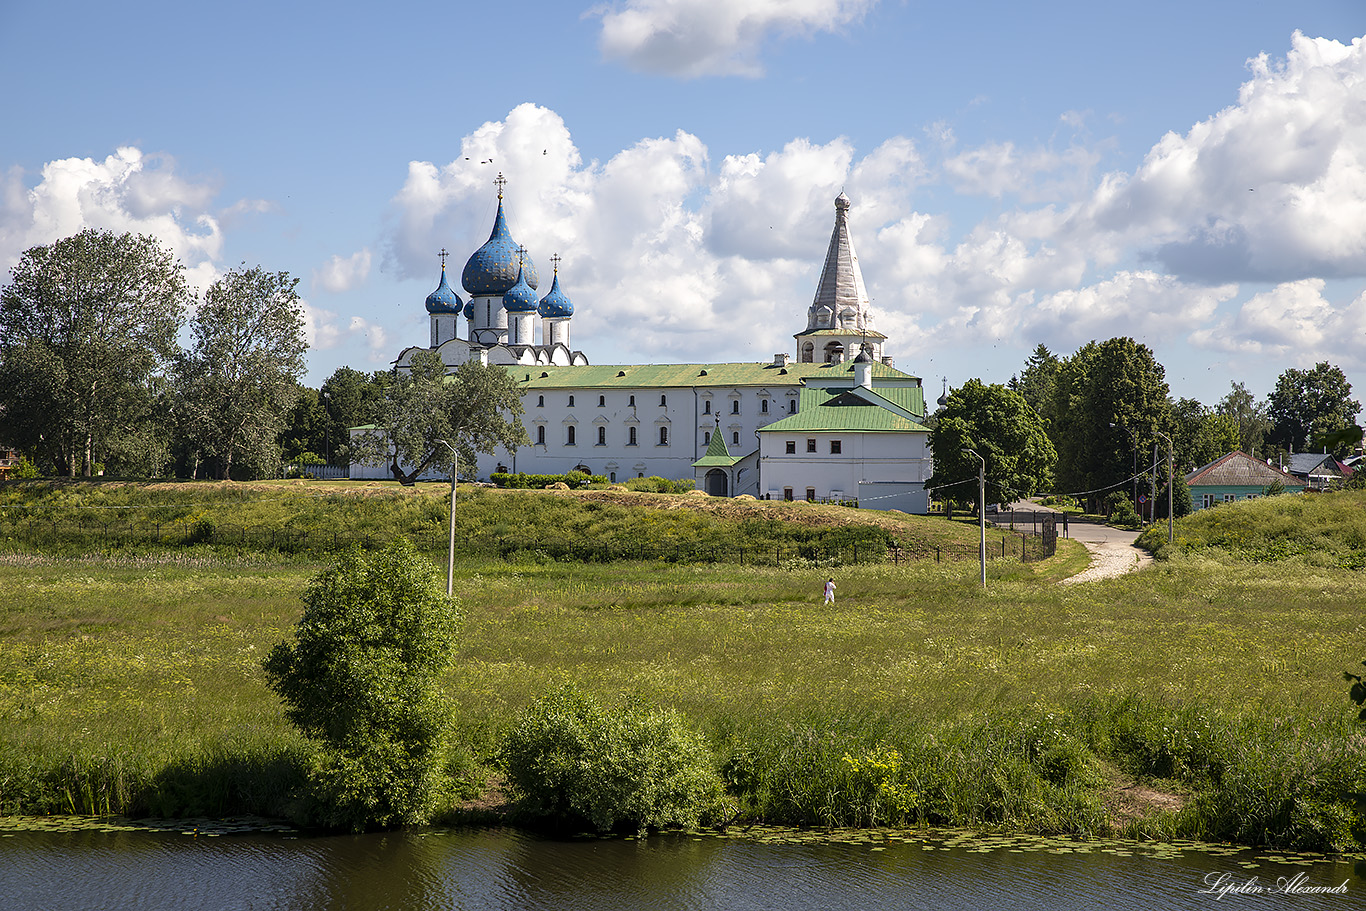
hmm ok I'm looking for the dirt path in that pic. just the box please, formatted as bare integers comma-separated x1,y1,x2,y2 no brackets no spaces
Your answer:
1061,539,1154,584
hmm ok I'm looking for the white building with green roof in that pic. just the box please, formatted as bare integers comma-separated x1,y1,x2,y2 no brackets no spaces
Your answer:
359,185,934,511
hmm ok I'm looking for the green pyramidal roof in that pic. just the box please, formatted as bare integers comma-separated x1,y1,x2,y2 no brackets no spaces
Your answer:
693,425,746,467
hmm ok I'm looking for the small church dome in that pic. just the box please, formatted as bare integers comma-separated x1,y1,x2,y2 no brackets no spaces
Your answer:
538,270,574,318
424,263,463,314
462,180,539,296
503,265,539,313
462,297,474,321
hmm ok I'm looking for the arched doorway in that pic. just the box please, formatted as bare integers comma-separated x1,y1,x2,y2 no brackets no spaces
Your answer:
705,469,728,497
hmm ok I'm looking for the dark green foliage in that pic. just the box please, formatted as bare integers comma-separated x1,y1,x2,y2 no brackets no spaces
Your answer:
1346,662,1366,723
490,471,607,489
625,476,696,493
1267,362,1360,455
262,540,461,830
1217,381,1271,459
177,266,307,480
500,687,729,833
350,352,527,486
1154,474,1192,519
927,379,1056,507
1051,338,1171,508
0,229,189,478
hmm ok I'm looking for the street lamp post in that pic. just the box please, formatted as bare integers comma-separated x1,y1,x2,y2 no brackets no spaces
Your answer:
963,448,986,588
1155,431,1174,543
437,439,457,598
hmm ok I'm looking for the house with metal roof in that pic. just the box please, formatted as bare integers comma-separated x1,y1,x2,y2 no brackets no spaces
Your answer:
1185,450,1305,510
357,181,933,510
1281,452,1347,490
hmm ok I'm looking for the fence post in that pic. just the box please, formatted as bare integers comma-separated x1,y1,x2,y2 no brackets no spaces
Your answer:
936,546,940,563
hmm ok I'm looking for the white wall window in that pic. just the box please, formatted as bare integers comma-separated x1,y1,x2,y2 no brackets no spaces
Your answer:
628,427,637,446
761,400,768,413
659,426,669,445
566,426,575,446
597,427,606,446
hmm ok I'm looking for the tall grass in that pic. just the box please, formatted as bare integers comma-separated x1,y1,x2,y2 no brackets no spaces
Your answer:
2,488,1364,847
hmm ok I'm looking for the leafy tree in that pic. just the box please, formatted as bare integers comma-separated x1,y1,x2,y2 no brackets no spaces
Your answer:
0,229,189,476
1170,397,1241,472
278,383,327,463
1051,338,1171,510
1008,343,1061,433
178,266,307,479
1216,381,1272,458
352,351,528,485
262,540,461,831
926,380,1056,511
1155,473,1193,519
1267,363,1360,455
320,366,393,464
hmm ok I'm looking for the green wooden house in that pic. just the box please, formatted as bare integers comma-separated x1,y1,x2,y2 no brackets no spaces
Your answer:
1185,450,1305,511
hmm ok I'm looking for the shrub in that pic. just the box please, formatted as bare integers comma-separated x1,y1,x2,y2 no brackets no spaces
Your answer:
13,456,39,480
262,539,462,831
500,687,729,833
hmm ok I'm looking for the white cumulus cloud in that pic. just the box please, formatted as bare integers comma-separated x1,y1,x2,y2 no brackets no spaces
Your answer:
591,0,877,77
313,248,373,294
0,147,223,289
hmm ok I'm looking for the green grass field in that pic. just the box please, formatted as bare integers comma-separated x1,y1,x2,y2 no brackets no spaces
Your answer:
2,483,1364,849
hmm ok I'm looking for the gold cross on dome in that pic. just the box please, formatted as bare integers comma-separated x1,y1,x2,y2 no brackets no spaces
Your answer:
550,253,561,273
494,172,507,196
439,248,448,269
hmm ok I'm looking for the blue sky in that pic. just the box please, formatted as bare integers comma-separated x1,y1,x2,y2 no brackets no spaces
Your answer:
2,0,1364,411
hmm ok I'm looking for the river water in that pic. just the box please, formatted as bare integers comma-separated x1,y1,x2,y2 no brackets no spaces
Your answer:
2,822,1359,910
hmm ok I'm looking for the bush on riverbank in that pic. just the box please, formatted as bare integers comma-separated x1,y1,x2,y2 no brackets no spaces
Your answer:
500,687,729,834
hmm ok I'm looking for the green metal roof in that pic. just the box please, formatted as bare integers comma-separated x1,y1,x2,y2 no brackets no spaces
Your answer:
757,386,931,434
692,427,746,467
504,360,918,390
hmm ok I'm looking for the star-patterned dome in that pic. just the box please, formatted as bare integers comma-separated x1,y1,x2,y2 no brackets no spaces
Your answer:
538,269,574,318
424,262,463,314
462,178,538,296
503,265,539,313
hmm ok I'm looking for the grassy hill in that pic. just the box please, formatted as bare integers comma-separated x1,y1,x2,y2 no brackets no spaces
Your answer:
0,480,1010,564
1139,488,1366,569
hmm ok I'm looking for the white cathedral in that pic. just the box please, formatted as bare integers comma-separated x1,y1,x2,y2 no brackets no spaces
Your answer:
356,176,933,512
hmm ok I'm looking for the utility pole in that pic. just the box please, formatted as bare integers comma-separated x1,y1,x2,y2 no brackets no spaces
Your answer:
1155,431,1174,543
964,448,986,588
438,439,457,598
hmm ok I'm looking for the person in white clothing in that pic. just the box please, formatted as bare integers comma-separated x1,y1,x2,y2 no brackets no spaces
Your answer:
823,577,836,605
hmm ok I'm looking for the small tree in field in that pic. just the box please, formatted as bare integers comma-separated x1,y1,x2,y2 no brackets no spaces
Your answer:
262,539,461,831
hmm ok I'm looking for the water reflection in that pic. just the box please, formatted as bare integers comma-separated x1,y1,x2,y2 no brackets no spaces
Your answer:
1,826,1357,911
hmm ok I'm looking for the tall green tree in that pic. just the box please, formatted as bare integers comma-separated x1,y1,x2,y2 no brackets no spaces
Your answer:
1051,338,1172,509
1266,362,1360,455
0,230,189,476
1170,397,1241,473
1216,381,1272,458
1008,343,1061,433
926,380,1056,510
263,540,461,831
178,266,307,479
351,351,528,485
320,366,392,464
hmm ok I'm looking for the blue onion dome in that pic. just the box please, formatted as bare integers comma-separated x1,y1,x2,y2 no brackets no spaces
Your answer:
424,263,463,314
538,268,574,318
462,297,474,321
461,183,539,295
502,265,539,313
